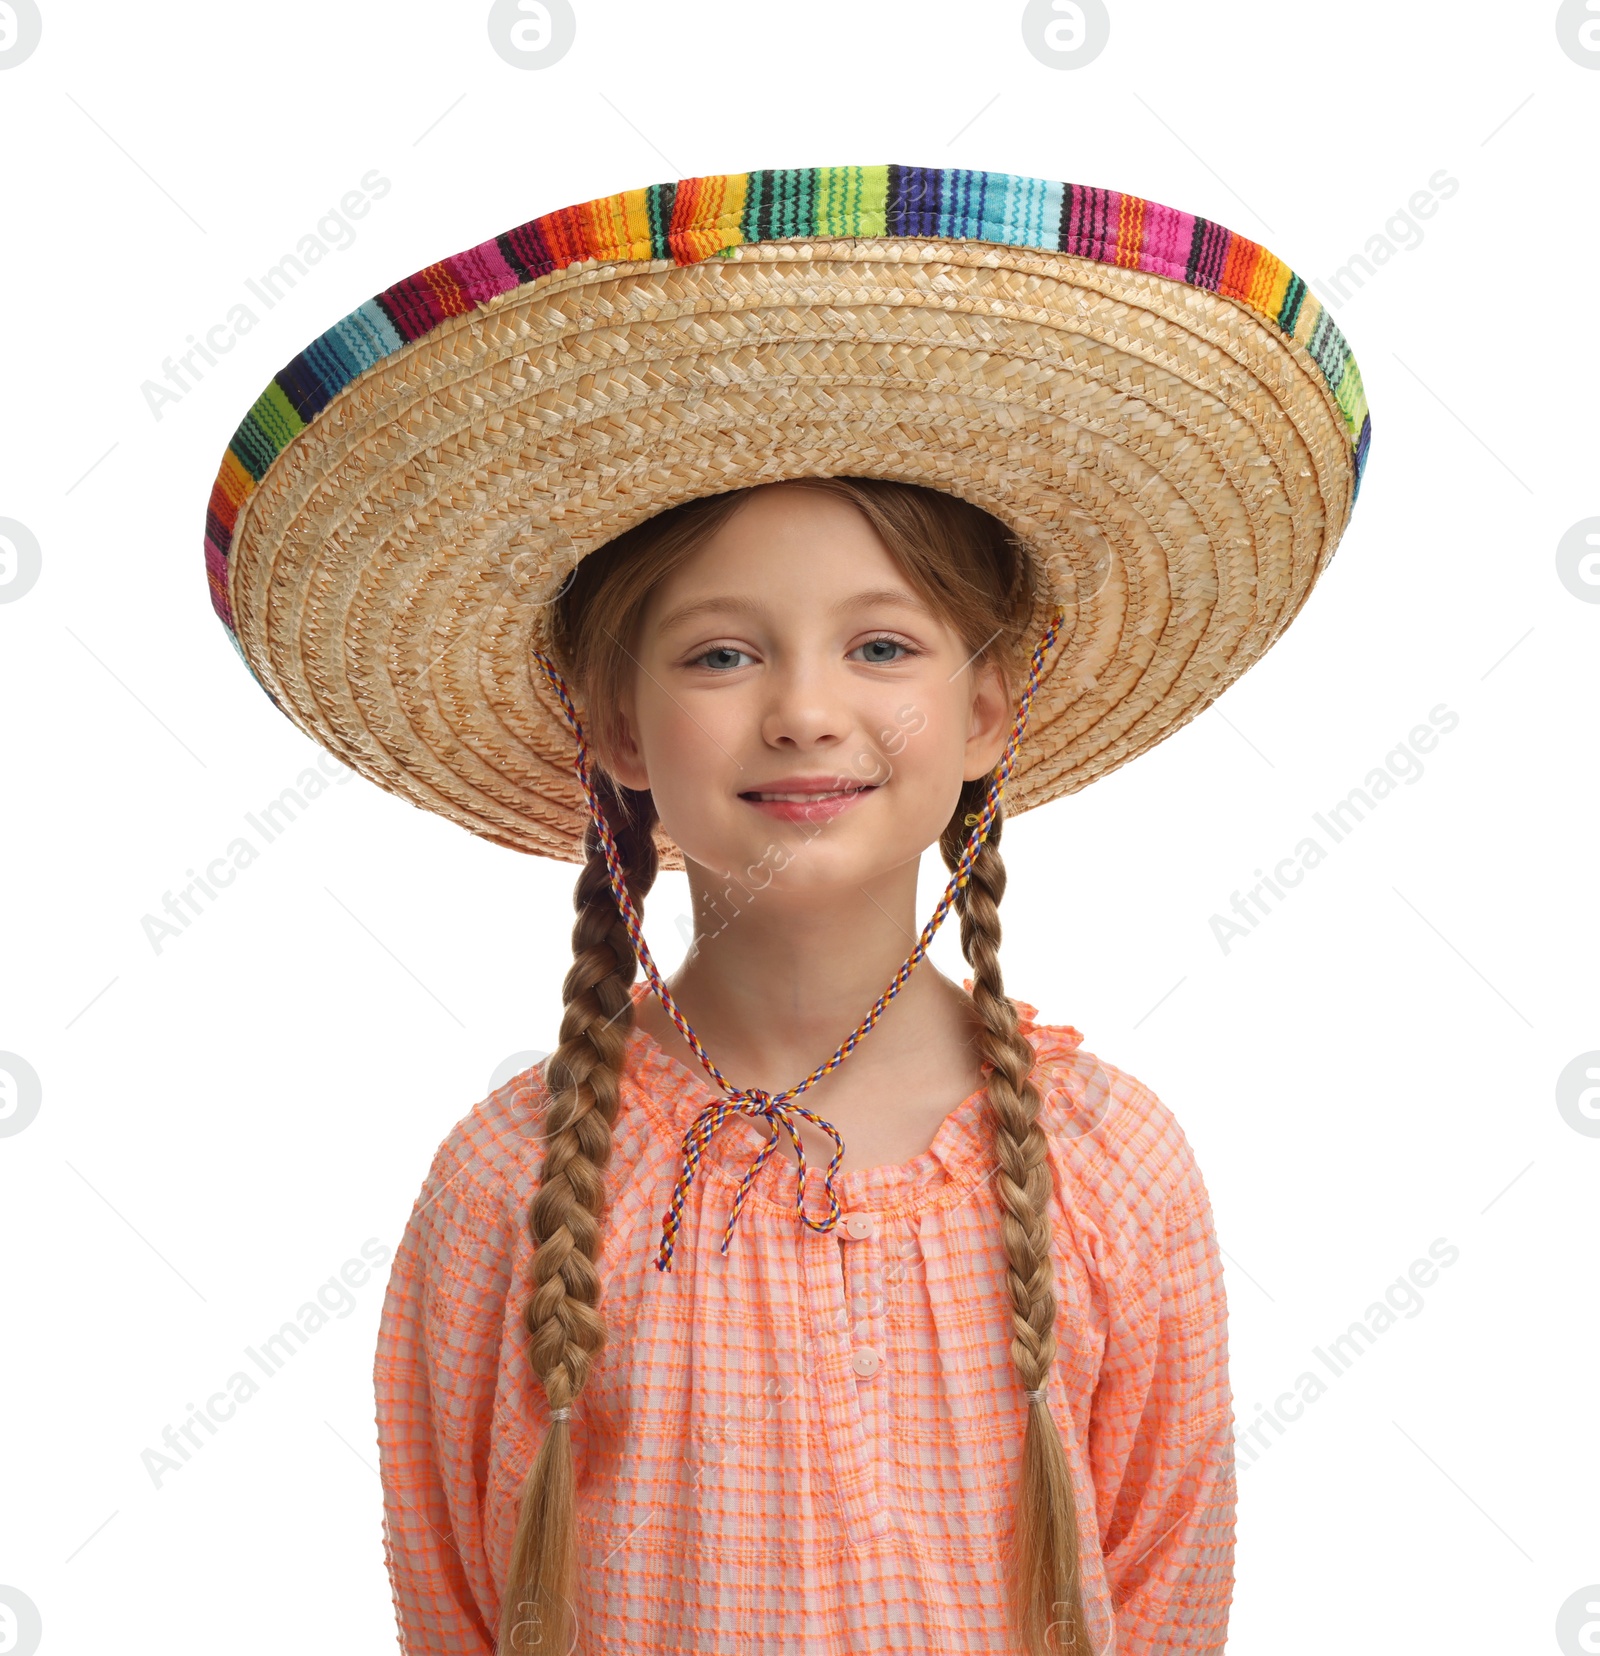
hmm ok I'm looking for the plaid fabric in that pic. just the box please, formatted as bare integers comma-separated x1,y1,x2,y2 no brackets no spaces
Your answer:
373,985,1237,1653
206,162,1370,654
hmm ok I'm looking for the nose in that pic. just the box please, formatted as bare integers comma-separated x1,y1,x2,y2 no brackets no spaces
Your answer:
758,654,852,752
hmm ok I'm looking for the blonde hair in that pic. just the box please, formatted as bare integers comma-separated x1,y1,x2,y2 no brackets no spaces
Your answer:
498,477,1095,1656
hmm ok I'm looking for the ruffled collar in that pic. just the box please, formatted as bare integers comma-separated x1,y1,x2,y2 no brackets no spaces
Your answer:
621,977,1083,1222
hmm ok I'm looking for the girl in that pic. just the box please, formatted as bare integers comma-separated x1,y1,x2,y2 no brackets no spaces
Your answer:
202,164,1369,1656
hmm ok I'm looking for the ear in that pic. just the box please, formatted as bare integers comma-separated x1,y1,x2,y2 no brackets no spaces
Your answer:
592,696,651,792
962,655,1014,782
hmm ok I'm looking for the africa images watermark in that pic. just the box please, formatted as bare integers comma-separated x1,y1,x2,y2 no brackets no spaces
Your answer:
140,168,392,423
140,749,356,953
1209,703,1460,955
1236,1236,1460,1475
140,1239,390,1489
1310,168,1460,310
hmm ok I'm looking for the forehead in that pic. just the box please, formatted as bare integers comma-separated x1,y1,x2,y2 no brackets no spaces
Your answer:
647,487,932,627
699,483,892,560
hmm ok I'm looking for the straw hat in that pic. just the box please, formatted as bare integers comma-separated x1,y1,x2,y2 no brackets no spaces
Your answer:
204,164,1370,870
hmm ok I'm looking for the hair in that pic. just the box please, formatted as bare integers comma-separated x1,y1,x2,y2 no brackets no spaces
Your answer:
498,477,1096,1656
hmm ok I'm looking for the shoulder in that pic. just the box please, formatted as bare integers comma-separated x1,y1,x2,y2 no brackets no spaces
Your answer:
409,1035,685,1255
409,1059,552,1244
377,1066,552,1353
1013,997,1214,1279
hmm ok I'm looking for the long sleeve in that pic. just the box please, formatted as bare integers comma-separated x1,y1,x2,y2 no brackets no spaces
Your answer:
374,1127,518,1655
1090,1157,1237,1654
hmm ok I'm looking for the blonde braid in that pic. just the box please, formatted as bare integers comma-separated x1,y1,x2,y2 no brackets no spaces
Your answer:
941,779,1096,1656
497,786,659,1656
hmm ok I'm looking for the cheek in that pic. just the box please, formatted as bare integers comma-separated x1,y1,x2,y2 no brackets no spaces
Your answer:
643,720,699,791
637,707,735,817
877,691,967,780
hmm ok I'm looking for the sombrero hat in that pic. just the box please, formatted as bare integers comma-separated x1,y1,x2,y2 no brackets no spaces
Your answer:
204,163,1370,870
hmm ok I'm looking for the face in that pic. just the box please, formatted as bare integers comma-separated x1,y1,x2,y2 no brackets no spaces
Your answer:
599,484,1014,896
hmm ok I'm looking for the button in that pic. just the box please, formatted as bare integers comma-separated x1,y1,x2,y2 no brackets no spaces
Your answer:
841,1211,877,1240
851,1346,882,1377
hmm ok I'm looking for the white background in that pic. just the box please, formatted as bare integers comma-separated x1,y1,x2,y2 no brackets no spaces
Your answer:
1,2,1596,1652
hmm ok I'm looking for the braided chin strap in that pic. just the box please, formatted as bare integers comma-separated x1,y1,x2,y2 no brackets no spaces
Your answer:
530,607,1066,1274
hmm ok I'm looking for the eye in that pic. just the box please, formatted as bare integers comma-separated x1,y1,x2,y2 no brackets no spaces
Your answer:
688,644,755,671
852,635,921,665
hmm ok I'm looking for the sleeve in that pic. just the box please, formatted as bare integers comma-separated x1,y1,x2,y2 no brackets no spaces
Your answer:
374,1126,519,1655
1089,1154,1238,1655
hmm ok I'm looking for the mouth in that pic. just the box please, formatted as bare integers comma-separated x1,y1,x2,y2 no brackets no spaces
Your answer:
737,782,879,822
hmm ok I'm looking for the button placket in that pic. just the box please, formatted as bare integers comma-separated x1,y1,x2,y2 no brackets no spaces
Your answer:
837,1209,887,1390
800,1212,862,1545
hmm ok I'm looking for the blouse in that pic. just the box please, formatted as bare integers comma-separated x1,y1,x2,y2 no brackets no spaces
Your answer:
374,980,1237,1654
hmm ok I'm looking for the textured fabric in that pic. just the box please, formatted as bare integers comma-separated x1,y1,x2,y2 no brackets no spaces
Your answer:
207,161,1370,640
373,982,1237,1654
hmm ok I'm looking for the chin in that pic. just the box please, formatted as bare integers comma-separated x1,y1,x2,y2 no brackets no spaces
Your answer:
684,816,932,897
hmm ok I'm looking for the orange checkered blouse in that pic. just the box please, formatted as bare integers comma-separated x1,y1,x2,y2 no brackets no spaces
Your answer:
374,982,1237,1653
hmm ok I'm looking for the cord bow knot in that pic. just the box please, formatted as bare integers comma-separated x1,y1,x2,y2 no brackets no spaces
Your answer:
654,1084,847,1271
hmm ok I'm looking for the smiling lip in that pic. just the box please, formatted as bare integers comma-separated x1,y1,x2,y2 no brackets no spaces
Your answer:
738,778,879,823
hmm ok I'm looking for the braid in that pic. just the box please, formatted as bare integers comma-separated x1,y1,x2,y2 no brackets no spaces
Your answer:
497,783,659,1656
940,778,1096,1656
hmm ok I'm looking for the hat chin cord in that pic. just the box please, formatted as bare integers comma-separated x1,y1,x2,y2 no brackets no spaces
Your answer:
528,605,1068,1282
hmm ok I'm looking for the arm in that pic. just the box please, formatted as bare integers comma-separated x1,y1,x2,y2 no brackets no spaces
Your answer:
1091,1160,1238,1654
374,1130,517,1654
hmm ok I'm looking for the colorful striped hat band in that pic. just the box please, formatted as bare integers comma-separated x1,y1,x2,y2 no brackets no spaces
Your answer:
530,604,1066,1273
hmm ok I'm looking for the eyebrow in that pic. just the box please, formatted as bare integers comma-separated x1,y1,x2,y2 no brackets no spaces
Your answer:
654,587,929,634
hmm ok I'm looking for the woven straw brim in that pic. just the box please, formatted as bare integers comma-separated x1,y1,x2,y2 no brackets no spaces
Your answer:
225,236,1355,869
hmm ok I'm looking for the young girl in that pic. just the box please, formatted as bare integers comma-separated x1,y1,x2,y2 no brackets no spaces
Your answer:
203,164,1369,1655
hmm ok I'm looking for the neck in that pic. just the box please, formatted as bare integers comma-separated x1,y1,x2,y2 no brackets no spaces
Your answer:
656,850,971,1096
